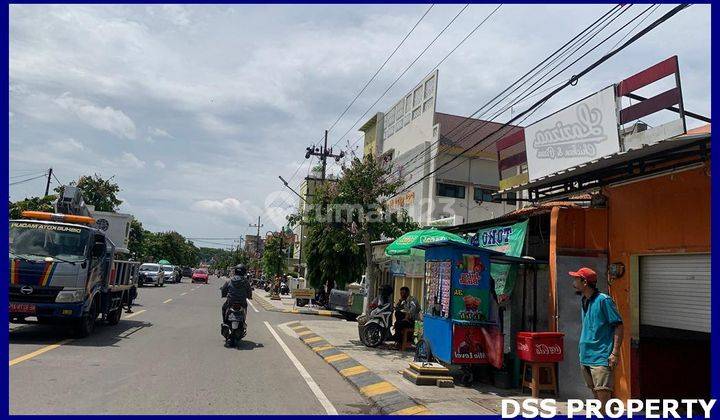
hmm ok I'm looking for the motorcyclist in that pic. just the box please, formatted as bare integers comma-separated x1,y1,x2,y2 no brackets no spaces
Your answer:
221,264,253,328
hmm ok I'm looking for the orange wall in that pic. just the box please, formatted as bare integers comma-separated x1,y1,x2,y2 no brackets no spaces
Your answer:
603,164,711,399
547,164,710,401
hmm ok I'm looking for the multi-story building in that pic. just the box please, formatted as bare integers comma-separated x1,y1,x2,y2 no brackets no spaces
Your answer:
361,70,520,227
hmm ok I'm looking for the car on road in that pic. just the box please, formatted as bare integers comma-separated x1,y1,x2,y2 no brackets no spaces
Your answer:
139,263,165,287
161,264,177,284
192,268,209,283
182,267,194,278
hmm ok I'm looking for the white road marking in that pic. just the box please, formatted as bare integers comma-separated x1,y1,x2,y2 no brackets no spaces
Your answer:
163,298,173,304
247,300,259,313
123,309,147,319
278,321,299,338
180,292,187,296
264,321,338,415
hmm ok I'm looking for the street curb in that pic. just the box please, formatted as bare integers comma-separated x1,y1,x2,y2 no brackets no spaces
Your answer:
290,321,432,415
254,294,345,319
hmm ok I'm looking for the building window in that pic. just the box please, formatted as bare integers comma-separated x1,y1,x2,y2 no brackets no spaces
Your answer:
437,183,466,199
473,187,496,202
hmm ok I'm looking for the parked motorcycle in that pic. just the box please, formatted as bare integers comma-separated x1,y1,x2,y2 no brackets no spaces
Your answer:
221,303,247,349
357,299,394,348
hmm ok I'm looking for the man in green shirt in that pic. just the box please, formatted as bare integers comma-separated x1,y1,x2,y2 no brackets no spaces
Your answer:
570,267,623,406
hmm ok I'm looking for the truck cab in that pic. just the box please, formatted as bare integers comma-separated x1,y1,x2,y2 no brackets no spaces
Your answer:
9,218,111,326
9,188,139,337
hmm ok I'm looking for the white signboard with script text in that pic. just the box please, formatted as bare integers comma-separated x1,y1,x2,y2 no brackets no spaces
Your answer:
525,85,620,181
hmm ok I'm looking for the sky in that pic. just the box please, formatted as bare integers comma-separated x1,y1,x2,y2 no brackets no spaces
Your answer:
9,4,711,249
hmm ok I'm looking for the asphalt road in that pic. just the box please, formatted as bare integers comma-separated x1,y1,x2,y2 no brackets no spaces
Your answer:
9,276,373,414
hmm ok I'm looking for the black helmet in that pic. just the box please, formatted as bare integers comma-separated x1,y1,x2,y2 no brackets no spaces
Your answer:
234,264,247,276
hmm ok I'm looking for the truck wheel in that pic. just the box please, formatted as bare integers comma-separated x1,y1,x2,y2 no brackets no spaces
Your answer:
75,301,97,338
107,308,122,325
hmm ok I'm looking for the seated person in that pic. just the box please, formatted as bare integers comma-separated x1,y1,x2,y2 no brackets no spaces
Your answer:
393,286,419,343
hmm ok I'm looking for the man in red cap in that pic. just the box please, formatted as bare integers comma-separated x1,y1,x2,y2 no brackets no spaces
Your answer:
569,267,623,407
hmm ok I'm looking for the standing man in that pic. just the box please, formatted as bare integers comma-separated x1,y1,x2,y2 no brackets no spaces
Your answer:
570,267,623,406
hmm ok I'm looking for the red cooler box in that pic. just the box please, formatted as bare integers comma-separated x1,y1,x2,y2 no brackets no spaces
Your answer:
516,332,565,363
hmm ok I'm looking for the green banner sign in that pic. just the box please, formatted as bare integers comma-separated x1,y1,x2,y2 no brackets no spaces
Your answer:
476,220,528,300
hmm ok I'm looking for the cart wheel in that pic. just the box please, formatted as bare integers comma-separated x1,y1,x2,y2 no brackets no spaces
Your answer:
461,370,475,386
413,339,434,363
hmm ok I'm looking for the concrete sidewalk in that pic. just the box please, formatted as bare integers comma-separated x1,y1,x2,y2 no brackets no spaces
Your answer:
254,292,343,318
298,319,575,415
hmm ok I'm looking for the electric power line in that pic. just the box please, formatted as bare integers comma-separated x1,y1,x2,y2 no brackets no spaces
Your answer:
9,172,49,186
392,3,689,198
380,4,629,184
330,3,474,150
326,4,436,134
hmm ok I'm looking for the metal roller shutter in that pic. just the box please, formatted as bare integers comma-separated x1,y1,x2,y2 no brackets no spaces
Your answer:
640,254,710,333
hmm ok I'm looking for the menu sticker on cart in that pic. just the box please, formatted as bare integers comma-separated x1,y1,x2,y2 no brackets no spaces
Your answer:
438,261,451,318
452,254,490,322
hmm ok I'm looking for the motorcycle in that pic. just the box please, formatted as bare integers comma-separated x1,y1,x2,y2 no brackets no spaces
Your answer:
279,281,290,295
357,300,394,348
221,303,247,348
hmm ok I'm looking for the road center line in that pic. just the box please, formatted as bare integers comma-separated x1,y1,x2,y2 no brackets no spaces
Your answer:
264,321,338,415
247,300,259,313
163,298,173,304
9,339,73,366
123,309,146,319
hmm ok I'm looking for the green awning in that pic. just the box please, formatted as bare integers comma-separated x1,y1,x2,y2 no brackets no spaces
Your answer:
158,259,171,265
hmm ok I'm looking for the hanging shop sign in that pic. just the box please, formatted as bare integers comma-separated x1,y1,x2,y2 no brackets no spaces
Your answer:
525,85,620,181
476,220,529,301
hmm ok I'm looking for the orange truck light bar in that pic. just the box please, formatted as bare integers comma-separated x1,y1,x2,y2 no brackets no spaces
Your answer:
21,211,95,225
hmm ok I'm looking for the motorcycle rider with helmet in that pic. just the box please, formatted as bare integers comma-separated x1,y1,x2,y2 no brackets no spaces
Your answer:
220,264,253,346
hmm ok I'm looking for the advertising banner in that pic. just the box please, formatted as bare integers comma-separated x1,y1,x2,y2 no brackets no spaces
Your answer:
476,220,529,300
451,254,490,322
525,85,620,181
451,324,504,368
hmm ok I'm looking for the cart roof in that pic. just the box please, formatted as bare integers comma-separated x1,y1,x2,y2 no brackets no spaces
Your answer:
413,240,548,265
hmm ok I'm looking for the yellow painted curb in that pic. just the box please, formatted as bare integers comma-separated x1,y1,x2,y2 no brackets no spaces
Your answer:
317,310,333,316
297,330,314,337
360,381,397,397
290,325,305,330
339,365,369,377
313,345,334,352
324,353,350,363
304,336,323,343
391,405,430,415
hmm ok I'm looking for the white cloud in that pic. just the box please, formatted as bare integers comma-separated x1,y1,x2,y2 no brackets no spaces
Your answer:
50,137,85,152
154,161,166,169
54,93,137,139
197,113,243,136
148,126,173,138
120,152,146,169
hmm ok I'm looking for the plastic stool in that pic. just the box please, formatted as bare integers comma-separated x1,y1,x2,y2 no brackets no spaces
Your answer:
399,328,414,351
521,362,558,397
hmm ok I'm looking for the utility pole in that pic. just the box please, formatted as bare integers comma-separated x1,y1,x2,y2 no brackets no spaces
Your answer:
44,168,53,197
249,216,263,279
305,130,345,183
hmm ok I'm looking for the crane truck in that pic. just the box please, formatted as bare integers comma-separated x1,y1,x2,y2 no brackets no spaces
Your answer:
9,186,139,337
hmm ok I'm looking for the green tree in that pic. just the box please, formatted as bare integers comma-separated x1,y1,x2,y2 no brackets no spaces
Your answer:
127,218,145,259
288,182,365,291
262,235,287,279
335,154,417,310
9,195,56,219
55,174,122,212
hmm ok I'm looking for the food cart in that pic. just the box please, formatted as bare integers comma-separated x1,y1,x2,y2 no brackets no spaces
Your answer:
413,240,535,384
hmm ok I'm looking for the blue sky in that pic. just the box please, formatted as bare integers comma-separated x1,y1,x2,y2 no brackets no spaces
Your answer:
9,4,711,248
